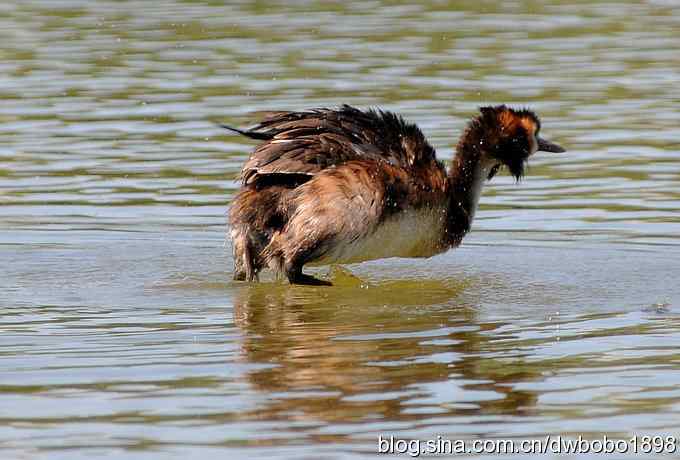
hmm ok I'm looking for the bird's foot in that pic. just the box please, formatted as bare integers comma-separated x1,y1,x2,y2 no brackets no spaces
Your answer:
291,272,332,286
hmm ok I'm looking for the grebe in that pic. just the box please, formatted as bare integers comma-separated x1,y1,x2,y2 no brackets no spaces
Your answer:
225,105,564,285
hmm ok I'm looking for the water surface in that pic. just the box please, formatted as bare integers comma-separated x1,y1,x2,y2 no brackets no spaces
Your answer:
1,1,680,459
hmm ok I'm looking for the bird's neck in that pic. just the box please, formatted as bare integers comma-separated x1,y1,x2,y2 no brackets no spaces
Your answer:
444,134,494,246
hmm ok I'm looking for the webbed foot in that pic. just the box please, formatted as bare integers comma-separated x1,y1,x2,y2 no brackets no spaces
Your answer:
285,263,332,286
291,273,332,286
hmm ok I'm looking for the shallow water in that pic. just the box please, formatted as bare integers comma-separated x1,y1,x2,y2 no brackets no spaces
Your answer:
1,1,680,459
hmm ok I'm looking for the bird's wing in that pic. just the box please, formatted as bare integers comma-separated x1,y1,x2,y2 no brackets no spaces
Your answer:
222,105,438,186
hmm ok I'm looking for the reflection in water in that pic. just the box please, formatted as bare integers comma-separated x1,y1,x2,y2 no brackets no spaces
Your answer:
229,276,680,449
233,276,540,429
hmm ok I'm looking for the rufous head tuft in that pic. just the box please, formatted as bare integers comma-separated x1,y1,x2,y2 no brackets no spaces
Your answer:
466,105,565,180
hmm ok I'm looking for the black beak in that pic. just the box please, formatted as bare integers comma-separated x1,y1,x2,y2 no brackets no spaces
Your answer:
537,137,565,153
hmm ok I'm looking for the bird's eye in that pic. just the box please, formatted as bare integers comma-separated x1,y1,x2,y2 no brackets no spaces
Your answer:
487,163,501,180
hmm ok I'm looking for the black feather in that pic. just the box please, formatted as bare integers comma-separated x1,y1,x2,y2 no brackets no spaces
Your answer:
219,124,273,141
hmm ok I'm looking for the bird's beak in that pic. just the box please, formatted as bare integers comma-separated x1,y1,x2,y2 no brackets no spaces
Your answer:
537,137,565,153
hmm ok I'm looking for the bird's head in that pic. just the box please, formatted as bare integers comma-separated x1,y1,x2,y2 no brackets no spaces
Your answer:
463,105,565,181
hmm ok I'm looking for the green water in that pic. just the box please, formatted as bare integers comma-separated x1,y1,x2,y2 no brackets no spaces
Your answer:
1,1,680,459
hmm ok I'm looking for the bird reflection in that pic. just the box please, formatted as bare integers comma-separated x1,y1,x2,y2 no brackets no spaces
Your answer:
232,273,541,427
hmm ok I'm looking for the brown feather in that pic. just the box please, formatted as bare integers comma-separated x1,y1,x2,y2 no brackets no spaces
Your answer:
233,105,439,188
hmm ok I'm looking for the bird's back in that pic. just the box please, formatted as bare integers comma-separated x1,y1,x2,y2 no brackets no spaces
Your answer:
225,105,442,188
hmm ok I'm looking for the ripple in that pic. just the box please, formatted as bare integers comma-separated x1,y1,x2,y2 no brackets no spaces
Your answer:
2,1,680,458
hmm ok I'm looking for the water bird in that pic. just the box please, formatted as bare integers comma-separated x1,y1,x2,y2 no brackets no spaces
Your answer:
225,105,565,285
